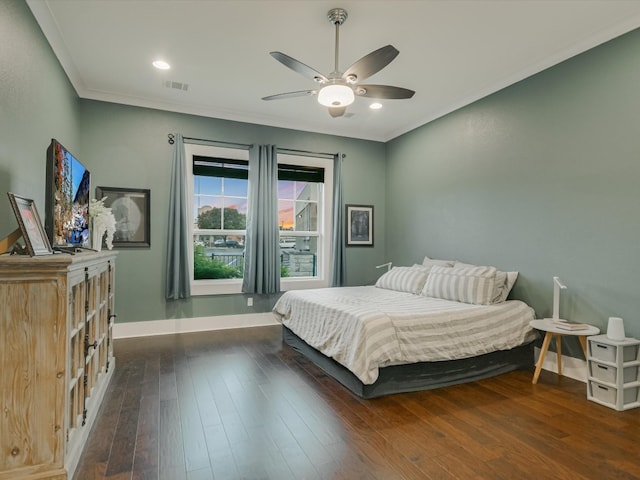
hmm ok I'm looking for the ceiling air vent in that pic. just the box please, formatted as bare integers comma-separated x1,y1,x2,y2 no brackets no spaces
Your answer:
163,80,189,92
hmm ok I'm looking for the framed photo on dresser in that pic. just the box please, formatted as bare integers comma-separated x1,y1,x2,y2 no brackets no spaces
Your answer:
7,192,53,256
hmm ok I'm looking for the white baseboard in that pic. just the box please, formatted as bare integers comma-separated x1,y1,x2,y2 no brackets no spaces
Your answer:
534,346,587,383
113,312,279,339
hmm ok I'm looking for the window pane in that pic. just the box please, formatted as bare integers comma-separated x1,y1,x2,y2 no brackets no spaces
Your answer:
193,235,245,280
278,180,295,200
222,205,247,229
295,182,318,201
278,200,294,230
194,176,222,195
224,178,248,197
223,197,247,215
194,176,248,230
295,202,317,231
279,236,297,250
281,238,317,278
196,200,223,229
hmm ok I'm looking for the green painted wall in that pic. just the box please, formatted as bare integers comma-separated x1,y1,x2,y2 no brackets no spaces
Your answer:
0,0,80,237
78,100,387,323
387,28,640,344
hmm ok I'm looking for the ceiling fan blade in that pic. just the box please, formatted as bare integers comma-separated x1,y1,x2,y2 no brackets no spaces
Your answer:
262,90,316,101
356,84,415,99
343,45,399,83
328,106,346,118
270,52,328,83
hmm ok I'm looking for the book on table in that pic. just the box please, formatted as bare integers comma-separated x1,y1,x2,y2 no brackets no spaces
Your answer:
553,320,590,331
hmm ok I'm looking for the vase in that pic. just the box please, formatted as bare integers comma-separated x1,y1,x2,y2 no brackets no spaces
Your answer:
91,219,103,251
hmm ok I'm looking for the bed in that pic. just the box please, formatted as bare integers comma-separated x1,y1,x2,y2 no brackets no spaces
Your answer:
273,260,538,398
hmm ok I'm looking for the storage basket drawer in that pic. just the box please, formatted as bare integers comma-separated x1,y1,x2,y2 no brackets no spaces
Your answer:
589,381,617,405
590,340,639,363
589,362,639,384
589,381,640,408
589,341,616,362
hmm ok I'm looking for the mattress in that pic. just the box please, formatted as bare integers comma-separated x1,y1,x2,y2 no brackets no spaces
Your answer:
273,286,537,385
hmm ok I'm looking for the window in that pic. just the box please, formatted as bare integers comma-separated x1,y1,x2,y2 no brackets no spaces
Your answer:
278,155,331,286
193,155,248,282
186,144,333,295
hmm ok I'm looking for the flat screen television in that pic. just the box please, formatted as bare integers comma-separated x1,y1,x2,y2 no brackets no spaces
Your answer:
45,139,91,248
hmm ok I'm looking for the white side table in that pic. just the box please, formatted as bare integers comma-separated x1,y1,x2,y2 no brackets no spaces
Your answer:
529,318,600,384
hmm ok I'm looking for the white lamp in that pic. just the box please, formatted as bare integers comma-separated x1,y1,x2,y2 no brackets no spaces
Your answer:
551,276,567,321
376,262,392,272
317,84,354,107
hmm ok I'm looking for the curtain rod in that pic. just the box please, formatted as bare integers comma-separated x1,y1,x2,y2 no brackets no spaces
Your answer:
168,134,345,159
167,134,251,149
277,147,343,160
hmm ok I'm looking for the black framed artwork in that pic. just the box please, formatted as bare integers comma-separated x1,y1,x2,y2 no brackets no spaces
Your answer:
346,204,373,247
96,186,150,248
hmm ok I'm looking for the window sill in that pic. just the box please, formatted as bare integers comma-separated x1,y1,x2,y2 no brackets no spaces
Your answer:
190,277,329,296
191,279,242,296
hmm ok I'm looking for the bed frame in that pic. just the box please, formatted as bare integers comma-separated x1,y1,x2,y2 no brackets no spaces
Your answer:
283,326,534,398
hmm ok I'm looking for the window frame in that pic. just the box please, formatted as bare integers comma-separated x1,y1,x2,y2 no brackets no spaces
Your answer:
187,143,249,295
186,144,333,296
278,153,333,292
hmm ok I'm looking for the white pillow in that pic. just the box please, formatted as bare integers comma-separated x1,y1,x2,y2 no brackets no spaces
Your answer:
422,265,498,305
411,263,451,274
375,266,429,294
494,271,518,303
453,262,517,304
422,256,455,269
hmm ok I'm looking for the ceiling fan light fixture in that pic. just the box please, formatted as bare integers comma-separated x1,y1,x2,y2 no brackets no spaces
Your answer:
317,84,354,107
152,60,171,70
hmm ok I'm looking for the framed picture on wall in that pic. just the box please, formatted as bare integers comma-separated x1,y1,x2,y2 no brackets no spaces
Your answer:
7,192,53,256
346,204,374,247
96,186,150,248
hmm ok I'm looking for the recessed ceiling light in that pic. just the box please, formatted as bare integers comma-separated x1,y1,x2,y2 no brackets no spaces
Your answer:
370,102,383,110
152,60,171,70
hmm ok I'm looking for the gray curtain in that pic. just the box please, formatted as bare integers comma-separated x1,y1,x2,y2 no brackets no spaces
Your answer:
242,144,281,294
165,133,191,299
330,153,346,287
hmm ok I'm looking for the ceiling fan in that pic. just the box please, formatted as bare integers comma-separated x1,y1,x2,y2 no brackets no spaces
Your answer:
262,7,415,118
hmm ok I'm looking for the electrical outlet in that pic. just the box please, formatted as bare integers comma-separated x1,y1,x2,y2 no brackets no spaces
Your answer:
247,297,253,307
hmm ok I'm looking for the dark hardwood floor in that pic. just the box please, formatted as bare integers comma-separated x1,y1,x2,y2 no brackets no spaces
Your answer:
73,325,640,480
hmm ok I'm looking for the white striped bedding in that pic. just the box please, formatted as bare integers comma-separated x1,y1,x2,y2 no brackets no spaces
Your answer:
272,286,537,385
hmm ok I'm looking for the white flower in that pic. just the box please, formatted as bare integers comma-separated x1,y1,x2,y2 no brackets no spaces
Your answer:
90,198,117,249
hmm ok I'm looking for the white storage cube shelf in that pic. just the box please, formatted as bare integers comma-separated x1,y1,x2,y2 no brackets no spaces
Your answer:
587,335,640,411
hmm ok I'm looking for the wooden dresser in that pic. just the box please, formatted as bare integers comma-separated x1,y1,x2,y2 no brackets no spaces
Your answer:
0,251,117,480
